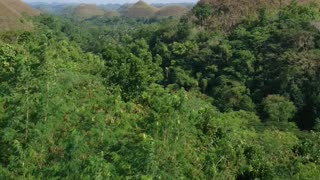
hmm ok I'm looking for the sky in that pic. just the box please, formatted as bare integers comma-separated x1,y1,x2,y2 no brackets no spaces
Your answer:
23,0,198,4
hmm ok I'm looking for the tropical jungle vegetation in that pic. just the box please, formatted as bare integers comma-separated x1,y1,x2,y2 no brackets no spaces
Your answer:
1,0,320,179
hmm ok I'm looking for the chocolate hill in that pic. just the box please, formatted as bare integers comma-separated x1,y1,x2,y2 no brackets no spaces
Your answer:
0,0,40,31
124,1,157,18
67,4,120,20
71,4,105,20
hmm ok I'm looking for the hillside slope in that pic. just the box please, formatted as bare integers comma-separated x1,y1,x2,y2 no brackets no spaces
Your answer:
71,4,105,20
155,6,188,18
0,0,39,31
124,0,157,18
196,0,319,30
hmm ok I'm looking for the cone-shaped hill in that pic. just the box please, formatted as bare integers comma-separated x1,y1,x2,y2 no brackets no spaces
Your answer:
124,0,157,18
0,0,40,31
69,4,119,20
71,4,105,20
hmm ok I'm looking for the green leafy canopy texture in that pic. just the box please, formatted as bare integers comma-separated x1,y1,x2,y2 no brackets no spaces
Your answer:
0,1,320,179
262,95,297,122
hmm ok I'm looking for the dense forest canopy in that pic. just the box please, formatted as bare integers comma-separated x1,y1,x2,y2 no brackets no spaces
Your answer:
1,0,320,179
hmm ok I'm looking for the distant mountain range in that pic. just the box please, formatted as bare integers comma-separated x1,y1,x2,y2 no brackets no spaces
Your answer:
27,1,195,19
0,0,193,31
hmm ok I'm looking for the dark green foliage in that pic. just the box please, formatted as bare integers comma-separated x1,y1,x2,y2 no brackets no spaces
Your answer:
192,3,212,24
212,76,255,112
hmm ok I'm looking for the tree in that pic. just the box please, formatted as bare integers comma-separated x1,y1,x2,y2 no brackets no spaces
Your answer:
192,3,212,25
293,163,320,180
212,76,255,112
262,95,297,122
102,39,163,101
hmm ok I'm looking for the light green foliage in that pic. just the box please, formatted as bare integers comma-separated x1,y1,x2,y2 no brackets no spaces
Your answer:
0,44,27,92
169,67,198,89
293,163,320,180
297,132,320,165
262,95,297,122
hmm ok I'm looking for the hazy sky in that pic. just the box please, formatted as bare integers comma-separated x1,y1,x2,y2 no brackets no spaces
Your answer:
23,0,198,4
